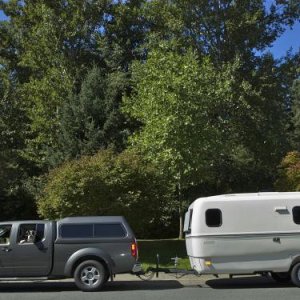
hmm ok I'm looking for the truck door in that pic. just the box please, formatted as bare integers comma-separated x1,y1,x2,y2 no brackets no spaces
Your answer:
0,224,14,276
12,222,52,276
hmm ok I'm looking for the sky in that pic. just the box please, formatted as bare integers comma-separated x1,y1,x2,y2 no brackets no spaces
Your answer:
268,22,300,58
0,4,299,59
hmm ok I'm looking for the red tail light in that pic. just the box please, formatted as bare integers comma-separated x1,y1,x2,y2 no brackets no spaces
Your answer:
131,241,138,259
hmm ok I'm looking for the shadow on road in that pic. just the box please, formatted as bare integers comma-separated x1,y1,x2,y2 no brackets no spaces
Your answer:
0,280,184,293
206,276,295,289
104,280,183,292
0,281,77,292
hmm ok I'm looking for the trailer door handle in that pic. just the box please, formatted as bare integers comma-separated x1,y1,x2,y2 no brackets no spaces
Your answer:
273,237,280,243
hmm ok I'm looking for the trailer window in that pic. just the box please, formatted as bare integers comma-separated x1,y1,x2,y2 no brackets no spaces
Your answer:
293,207,300,224
183,209,193,233
206,209,222,227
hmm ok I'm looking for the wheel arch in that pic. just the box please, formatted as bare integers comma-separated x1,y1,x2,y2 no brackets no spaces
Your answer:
64,248,115,277
290,256,300,272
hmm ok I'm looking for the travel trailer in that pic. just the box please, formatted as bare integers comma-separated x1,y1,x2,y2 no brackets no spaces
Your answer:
184,192,300,286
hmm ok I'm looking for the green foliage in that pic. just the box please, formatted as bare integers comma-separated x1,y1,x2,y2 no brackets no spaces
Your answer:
99,0,146,71
142,0,299,63
292,78,300,149
123,43,280,191
46,66,131,167
37,149,174,238
0,0,300,232
276,151,300,191
0,61,38,220
124,45,220,184
1,0,111,167
138,239,189,270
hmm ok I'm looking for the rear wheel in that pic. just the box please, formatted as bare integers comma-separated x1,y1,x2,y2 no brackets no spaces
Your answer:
74,260,107,292
291,263,300,287
270,272,291,283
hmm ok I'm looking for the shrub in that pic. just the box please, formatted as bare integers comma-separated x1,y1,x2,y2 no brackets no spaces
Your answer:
37,149,174,238
276,151,300,191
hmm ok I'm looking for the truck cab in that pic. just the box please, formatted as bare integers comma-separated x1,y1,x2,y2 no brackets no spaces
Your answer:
0,221,53,277
0,216,141,291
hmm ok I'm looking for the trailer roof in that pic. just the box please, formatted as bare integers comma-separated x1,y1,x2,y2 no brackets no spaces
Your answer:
195,192,300,202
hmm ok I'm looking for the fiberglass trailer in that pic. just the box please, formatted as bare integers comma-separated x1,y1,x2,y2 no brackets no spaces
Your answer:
184,192,300,286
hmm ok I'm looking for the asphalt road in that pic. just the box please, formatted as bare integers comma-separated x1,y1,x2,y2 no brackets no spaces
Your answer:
0,276,299,300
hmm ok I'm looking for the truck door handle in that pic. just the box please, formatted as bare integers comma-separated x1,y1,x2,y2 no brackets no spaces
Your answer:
273,237,280,243
1,247,12,252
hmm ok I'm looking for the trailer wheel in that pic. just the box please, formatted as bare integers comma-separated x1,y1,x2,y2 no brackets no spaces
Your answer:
270,272,291,283
291,263,300,287
74,260,107,292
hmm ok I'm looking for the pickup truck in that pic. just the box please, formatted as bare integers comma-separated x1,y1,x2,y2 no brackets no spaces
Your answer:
0,216,141,291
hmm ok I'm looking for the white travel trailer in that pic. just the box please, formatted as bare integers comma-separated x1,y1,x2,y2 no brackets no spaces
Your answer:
184,192,300,286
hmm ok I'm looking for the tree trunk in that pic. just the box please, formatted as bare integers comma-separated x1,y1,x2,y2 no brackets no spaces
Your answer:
179,206,183,239
177,181,183,239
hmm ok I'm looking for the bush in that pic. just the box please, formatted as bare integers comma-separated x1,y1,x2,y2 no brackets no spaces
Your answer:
276,151,300,191
37,149,175,238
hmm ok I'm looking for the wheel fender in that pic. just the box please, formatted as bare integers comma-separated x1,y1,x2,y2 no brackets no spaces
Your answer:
290,255,300,270
64,248,115,277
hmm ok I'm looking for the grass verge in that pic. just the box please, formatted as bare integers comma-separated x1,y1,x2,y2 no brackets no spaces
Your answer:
137,239,190,270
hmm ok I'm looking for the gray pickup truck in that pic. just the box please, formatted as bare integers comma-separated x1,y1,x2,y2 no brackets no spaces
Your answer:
0,216,141,291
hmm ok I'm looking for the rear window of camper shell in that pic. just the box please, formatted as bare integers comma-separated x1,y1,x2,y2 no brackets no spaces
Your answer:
59,223,127,239
206,209,222,227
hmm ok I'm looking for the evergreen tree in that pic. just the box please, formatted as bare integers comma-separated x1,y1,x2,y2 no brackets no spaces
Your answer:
47,66,129,166
292,78,300,149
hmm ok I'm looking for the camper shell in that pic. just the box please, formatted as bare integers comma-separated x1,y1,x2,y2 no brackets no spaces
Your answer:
184,192,300,285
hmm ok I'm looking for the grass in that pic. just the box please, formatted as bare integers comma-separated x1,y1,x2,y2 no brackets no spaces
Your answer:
137,239,190,271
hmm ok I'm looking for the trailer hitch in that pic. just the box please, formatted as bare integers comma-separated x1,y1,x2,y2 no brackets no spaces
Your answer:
137,254,199,281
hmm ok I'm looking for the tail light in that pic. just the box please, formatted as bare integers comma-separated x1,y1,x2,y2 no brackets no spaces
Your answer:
131,240,138,259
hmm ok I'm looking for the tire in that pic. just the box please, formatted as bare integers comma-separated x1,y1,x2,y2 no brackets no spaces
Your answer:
270,272,291,283
291,263,300,287
74,260,107,292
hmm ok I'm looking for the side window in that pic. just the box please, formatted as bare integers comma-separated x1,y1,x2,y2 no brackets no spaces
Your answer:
293,207,300,224
60,223,127,238
17,224,45,244
184,209,193,233
0,225,12,245
94,224,126,238
206,209,222,227
60,224,93,238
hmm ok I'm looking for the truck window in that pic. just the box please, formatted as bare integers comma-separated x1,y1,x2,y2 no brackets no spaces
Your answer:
60,223,127,238
206,209,222,227
94,224,126,238
17,224,45,244
0,225,12,245
293,207,300,224
60,224,93,238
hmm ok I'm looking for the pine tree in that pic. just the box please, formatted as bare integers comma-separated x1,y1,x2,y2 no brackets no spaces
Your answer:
47,66,129,166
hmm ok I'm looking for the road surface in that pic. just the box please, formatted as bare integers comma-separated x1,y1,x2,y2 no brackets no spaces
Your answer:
0,275,298,300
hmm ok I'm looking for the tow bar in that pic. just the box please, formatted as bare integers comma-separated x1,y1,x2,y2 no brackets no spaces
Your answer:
136,254,199,281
